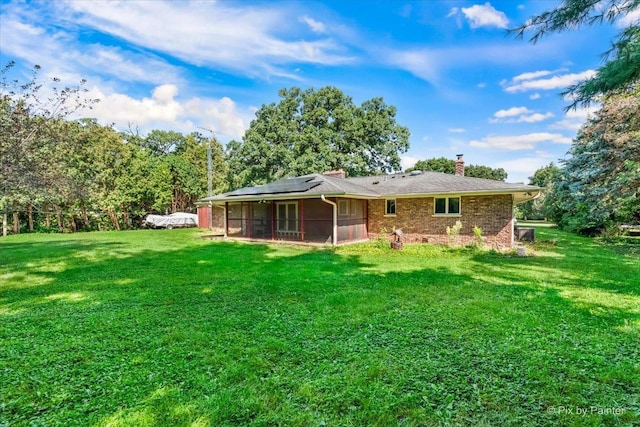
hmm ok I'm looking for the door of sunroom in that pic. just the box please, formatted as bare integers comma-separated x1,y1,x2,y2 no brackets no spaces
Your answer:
276,201,299,239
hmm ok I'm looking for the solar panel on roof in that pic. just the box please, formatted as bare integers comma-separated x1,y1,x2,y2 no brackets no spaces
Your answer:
227,176,321,197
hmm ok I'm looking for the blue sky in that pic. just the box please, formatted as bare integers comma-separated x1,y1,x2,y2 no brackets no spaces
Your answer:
1,0,636,183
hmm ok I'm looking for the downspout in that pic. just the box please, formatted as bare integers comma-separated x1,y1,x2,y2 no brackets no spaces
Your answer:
212,202,227,238
511,194,515,248
321,195,338,246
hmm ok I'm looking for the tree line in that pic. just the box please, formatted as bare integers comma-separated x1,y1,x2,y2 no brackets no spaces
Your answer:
3,60,637,237
1,62,230,235
3,0,639,237
406,158,507,181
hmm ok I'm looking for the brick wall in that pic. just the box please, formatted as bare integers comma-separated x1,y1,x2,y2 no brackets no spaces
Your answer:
368,194,514,248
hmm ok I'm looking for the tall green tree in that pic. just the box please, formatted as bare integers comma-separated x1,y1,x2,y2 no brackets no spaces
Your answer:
511,0,640,109
227,86,410,188
464,164,508,181
179,132,229,197
406,157,455,174
517,163,561,220
140,131,228,212
112,146,173,226
0,62,95,235
406,157,508,181
546,90,640,234
81,122,133,230
142,129,187,156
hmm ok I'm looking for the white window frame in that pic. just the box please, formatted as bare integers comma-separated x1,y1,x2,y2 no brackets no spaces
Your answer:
434,196,461,216
385,199,397,216
276,201,298,232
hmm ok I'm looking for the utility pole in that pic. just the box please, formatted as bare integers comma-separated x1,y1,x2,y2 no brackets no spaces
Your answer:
199,127,216,229
207,140,213,198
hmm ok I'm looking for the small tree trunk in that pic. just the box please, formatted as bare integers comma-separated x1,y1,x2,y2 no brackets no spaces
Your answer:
12,202,19,234
108,209,120,231
28,204,34,232
12,212,19,234
120,204,128,230
55,205,64,233
82,206,90,228
44,203,51,228
2,212,7,237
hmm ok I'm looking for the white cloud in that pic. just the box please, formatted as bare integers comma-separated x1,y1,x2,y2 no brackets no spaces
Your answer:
83,85,249,141
461,3,509,29
505,70,597,93
85,85,182,125
300,15,326,33
550,104,600,131
495,156,556,183
493,106,531,118
185,97,248,140
384,49,440,83
0,10,180,86
58,1,353,79
469,132,572,150
383,41,545,85
513,70,554,82
488,106,553,124
489,107,554,123
448,128,466,133
447,6,464,27
518,112,554,123
529,93,541,100
616,7,640,27
401,154,421,171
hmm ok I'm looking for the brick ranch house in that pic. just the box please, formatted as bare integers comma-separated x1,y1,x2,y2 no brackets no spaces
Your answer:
197,157,540,248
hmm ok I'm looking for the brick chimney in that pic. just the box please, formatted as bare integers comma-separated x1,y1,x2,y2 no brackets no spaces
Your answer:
323,169,346,179
455,154,465,176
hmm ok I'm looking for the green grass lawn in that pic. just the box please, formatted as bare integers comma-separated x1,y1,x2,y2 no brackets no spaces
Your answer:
1,228,638,426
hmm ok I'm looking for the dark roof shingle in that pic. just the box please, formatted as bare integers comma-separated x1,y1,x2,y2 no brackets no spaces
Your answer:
347,171,537,196
200,171,539,203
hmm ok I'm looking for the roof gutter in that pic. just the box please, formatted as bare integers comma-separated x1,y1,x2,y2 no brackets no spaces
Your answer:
201,192,377,204
321,195,338,246
388,188,541,199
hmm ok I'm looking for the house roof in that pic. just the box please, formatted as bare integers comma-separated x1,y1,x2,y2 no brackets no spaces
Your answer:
199,171,540,204
348,171,537,198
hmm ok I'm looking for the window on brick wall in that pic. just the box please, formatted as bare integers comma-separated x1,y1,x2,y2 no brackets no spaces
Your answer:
385,199,396,216
434,197,460,215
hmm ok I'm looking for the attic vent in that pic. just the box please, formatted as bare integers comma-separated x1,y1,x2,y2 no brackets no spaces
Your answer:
409,170,422,176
